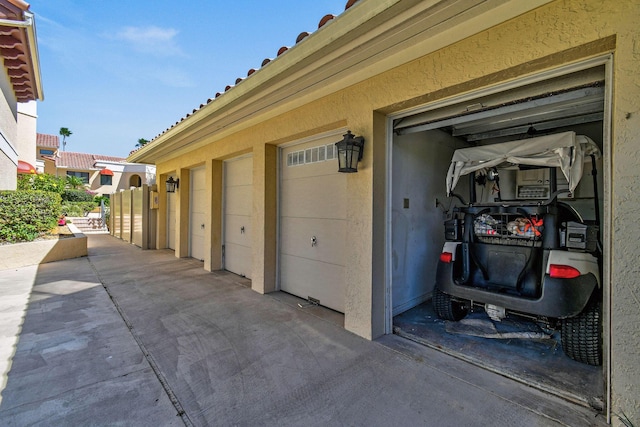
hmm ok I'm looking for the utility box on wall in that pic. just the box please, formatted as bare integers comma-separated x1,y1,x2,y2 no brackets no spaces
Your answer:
150,191,159,209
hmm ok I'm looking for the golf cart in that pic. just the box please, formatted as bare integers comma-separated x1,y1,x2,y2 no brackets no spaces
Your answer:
433,131,603,366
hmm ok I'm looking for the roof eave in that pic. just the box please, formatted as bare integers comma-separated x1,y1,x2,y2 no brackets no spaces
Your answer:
23,10,44,101
0,8,44,102
128,0,553,164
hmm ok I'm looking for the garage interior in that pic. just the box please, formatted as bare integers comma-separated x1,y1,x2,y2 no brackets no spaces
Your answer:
390,65,607,411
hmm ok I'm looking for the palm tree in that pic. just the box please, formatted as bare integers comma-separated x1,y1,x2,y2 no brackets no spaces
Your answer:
65,175,85,189
59,127,72,151
136,138,149,148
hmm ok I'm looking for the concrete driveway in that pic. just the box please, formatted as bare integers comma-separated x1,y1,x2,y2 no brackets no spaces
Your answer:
0,235,606,426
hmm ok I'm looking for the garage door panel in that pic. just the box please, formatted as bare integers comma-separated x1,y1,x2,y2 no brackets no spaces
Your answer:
280,254,345,313
190,168,206,261
225,157,253,186
192,172,207,191
280,217,345,266
282,161,338,180
224,214,251,246
225,184,252,216
224,243,251,278
224,156,252,279
280,134,347,314
281,174,346,219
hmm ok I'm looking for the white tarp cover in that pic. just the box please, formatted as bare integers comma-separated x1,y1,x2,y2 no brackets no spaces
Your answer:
446,131,600,195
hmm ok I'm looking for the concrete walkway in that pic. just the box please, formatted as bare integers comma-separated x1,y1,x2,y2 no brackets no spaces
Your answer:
0,235,606,426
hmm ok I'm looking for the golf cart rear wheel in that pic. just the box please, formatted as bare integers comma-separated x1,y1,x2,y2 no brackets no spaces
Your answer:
561,298,602,366
432,287,468,321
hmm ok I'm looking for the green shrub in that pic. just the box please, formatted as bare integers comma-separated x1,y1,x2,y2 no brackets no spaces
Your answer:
61,201,97,217
0,190,61,243
62,189,95,202
17,173,65,194
94,195,110,207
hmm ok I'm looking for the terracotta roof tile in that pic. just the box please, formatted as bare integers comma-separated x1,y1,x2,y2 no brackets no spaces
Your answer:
54,151,126,170
148,0,359,142
0,0,42,102
318,14,335,28
36,133,59,148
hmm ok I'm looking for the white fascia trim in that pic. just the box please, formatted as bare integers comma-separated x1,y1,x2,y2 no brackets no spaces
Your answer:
94,161,156,174
25,12,44,101
130,0,552,163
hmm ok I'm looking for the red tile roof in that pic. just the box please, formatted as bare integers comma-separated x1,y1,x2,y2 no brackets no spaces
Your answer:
0,0,43,102
135,0,361,151
36,133,60,148
52,151,126,170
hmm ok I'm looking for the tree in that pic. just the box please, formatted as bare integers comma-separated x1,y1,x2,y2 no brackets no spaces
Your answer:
59,127,72,151
65,175,85,190
136,138,149,148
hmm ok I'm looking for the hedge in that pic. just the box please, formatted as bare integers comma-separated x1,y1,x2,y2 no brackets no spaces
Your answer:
0,190,61,243
62,189,95,202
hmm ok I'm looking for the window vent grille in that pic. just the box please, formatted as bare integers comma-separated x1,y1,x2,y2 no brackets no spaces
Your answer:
287,143,335,167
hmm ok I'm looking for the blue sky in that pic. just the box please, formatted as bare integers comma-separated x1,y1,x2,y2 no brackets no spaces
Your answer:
29,0,349,158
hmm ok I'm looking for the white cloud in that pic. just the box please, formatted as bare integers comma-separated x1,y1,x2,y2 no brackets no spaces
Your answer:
113,26,185,57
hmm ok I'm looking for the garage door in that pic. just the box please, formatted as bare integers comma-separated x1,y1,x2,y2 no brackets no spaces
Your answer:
167,190,176,250
190,167,206,261
224,156,253,278
280,133,347,313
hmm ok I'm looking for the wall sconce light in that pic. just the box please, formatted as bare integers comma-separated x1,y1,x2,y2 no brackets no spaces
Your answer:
335,130,365,173
165,176,179,193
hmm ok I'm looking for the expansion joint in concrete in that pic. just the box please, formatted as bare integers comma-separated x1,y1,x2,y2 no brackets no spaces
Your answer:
87,258,194,427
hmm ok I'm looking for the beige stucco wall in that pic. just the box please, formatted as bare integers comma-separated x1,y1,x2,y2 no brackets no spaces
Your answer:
16,101,37,167
0,152,16,190
149,0,638,420
0,71,18,191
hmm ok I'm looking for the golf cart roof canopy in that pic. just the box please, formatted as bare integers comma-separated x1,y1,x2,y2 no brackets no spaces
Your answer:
446,131,600,195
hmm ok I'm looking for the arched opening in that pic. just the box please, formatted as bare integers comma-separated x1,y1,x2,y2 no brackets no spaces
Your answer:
129,174,142,188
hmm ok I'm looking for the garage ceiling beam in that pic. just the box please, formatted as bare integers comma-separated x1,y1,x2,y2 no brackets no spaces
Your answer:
465,112,604,142
395,86,604,137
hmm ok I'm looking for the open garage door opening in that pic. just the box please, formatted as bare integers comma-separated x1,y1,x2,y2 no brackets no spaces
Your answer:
389,63,609,412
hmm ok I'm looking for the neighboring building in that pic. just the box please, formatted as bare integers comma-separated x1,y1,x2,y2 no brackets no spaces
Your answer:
128,0,639,422
44,151,155,195
35,132,59,171
0,0,43,189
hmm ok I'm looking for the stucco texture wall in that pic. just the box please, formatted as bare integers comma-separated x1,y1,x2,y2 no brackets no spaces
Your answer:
0,151,16,190
154,0,638,419
353,1,639,419
0,72,18,191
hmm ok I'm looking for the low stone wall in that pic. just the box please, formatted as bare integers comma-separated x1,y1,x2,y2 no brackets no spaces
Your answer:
0,223,88,270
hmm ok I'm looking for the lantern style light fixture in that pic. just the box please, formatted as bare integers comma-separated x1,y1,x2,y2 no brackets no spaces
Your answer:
335,130,365,173
165,176,179,193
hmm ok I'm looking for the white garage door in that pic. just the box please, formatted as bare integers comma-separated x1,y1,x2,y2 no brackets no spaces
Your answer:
190,167,206,261
224,156,253,278
167,187,176,250
280,134,347,313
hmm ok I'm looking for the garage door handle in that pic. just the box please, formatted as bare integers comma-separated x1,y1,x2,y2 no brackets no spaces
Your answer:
241,226,245,234
311,236,317,247
201,224,205,229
